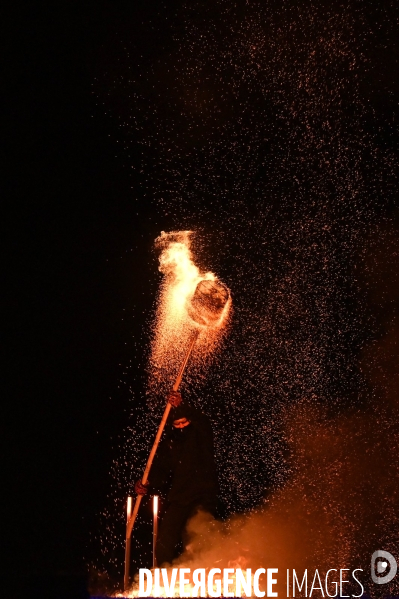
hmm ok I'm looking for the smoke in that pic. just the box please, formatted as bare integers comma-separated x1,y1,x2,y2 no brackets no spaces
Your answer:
172,395,398,596
171,219,399,598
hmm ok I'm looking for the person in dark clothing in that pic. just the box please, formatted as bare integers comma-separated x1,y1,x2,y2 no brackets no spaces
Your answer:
135,390,218,566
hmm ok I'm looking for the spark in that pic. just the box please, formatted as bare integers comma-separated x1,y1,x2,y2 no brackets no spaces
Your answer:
90,3,399,595
150,231,231,392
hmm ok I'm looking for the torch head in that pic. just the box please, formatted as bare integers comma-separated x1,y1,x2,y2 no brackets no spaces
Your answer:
187,278,230,328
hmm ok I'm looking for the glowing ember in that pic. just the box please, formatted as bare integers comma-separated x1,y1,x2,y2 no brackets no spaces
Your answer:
150,231,231,385
126,497,132,522
188,279,230,327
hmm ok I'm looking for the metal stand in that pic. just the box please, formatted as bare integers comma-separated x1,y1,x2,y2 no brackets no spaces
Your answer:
153,495,158,569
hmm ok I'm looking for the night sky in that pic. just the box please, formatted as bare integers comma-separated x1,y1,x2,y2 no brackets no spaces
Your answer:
3,0,399,596
4,0,165,586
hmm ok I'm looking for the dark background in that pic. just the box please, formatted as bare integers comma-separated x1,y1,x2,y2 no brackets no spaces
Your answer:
3,0,169,588
3,0,399,596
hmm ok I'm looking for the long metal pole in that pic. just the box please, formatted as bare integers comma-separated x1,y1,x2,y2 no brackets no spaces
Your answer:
123,329,199,592
153,495,158,569
124,497,132,593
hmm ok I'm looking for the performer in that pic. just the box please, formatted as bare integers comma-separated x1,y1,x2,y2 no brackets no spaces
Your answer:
135,390,218,565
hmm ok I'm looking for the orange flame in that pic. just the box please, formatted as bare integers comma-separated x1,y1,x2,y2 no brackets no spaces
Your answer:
149,231,231,385
127,496,132,522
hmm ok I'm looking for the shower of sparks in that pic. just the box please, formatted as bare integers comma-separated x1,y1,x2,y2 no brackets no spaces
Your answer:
90,1,399,595
150,230,231,389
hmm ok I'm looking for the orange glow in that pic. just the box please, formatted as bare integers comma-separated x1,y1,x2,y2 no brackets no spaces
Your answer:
127,496,132,522
150,231,231,384
153,495,159,517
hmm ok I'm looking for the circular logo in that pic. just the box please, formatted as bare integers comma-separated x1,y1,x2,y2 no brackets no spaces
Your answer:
371,551,397,585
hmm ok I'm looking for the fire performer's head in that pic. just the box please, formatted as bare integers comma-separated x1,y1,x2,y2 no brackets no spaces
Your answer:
172,416,190,429
167,389,196,429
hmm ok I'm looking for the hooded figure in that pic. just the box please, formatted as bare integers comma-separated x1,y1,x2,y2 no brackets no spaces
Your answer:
135,391,218,566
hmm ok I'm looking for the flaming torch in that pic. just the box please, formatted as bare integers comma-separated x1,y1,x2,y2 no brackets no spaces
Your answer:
124,232,231,592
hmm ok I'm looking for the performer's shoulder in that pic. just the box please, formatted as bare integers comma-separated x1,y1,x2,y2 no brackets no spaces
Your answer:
195,410,214,432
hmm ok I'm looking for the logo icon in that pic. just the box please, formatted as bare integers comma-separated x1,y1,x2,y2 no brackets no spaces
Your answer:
371,550,397,584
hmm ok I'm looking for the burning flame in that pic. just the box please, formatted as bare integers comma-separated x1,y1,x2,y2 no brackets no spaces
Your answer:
150,231,231,385
127,497,132,522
